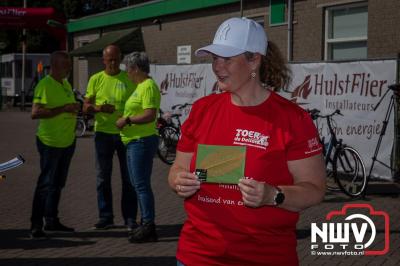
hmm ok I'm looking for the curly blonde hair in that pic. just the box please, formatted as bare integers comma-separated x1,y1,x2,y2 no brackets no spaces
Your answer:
245,41,291,91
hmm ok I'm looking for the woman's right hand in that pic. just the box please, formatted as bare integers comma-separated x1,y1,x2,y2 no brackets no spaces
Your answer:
173,171,201,198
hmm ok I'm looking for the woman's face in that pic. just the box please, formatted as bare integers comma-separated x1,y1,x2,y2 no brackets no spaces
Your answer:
211,53,256,93
127,65,137,81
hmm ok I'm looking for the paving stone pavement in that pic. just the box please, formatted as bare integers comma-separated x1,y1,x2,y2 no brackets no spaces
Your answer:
0,110,399,266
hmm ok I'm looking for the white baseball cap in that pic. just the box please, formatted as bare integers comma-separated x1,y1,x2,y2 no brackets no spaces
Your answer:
195,17,268,57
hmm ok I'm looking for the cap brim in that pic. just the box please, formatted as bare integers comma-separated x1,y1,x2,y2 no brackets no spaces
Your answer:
195,44,246,57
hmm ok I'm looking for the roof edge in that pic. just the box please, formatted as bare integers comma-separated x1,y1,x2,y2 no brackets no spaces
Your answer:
67,0,239,33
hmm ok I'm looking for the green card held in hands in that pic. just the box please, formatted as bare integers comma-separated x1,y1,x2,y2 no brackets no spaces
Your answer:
195,144,246,184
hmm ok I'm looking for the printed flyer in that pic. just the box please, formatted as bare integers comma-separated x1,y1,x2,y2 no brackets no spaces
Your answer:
195,144,246,184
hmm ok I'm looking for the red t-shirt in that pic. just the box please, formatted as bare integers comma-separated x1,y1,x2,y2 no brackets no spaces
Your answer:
176,91,322,266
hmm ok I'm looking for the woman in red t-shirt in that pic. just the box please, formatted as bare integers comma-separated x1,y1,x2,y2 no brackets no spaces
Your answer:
168,17,326,266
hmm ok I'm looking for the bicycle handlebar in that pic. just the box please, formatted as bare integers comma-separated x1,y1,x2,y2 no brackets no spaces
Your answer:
171,103,192,110
307,108,343,120
308,109,320,120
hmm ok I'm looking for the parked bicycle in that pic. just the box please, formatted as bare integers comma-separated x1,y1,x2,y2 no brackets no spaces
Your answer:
308,109,367,197
74,89,94,137
0,155,25,180
76,112,94,137
157,103,192,165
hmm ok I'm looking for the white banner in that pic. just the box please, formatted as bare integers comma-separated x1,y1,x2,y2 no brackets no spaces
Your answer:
280,60,397,180
150,60,397,180
150,64,215,121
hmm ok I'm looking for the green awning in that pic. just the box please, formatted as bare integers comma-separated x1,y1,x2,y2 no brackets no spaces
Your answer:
69,27,144,57
67,0,239,33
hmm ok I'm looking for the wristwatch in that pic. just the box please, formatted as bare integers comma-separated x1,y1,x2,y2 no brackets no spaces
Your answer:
273,186,285,206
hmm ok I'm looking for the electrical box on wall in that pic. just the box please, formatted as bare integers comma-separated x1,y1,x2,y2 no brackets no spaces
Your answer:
177,45,191,64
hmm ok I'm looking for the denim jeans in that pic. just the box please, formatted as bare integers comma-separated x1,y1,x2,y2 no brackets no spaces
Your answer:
31,137,75,228
126,135,158,224
94,132,137,225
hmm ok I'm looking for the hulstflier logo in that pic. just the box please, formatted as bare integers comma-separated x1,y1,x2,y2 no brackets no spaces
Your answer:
159,72,204,98
286,73,388,106
310,203,390,256
290,75,312,105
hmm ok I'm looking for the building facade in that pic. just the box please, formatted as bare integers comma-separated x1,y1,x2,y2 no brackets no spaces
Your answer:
67,0,400,177
67,0,400,90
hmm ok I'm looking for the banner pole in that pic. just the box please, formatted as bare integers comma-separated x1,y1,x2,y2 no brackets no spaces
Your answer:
393,54,400,180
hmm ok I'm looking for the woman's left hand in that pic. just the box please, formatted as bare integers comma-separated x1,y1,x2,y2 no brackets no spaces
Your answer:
238,178,276,208
116,117,127,129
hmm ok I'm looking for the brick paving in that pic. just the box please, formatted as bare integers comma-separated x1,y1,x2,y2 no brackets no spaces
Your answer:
0,110,399,266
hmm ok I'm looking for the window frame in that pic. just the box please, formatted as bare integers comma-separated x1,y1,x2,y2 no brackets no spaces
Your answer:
269,0,287,26
247,13,266,27
78,40,90,60
324,2,368,61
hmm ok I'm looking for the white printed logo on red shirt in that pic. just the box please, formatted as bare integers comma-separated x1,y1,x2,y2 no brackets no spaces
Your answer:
306,137,322,154
233,129,270,150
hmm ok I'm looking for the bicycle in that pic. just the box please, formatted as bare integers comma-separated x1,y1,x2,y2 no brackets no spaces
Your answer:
76,112,94,137
157,103,192,165
0,155,25,180
74,89,94,137
308,109,367,197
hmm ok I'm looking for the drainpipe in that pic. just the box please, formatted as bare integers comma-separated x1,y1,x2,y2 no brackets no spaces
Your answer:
21,0,27,111
287,0,293,62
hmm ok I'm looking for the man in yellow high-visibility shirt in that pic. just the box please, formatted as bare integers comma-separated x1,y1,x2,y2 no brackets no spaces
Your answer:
83,45,137,231
30,51,80,239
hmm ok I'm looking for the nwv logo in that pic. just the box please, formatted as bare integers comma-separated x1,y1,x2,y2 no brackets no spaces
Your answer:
310,204,390,256
312,214,375,246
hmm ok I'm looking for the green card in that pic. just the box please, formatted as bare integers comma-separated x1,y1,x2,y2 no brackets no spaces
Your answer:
195,144,246,184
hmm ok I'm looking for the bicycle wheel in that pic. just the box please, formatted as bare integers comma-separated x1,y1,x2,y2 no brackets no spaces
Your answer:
325,146,341,192
326,163,341,192
158,126,179,165
76,118,86,137
333,146,367,197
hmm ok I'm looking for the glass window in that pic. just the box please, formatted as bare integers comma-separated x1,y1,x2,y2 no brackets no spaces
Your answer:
248,15,265,27
329,41,368,60
325,3,368,60
0,62,12,78
270,0,287,25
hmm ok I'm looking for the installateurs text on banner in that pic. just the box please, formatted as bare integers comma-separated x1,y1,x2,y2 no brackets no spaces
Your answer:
279,60,397,180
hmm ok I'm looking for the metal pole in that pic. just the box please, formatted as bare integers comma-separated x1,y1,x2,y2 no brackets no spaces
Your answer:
240,0,243,17
21,0,27,111
0,42,6,110
287,0,293,62
394,54,400,180
0,49,2,111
